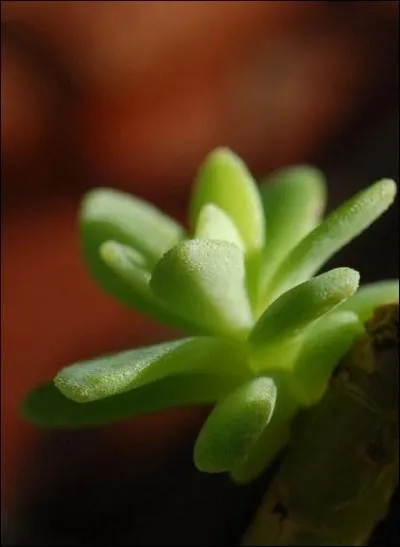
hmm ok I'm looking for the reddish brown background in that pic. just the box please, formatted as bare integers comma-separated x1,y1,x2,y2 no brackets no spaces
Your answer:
1,2,399,543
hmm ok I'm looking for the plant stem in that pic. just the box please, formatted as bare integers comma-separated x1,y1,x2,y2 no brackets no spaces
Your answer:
242,303,398,546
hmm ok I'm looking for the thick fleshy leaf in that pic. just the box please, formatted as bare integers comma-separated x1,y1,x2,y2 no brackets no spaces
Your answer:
194,377,277,473
189,148,265,254
22,374,246,428
290,311,363,406
264,179,397,304
150,240,253,340
230,379,298,484
250,268,360,365
80,187,185,308
336,279,399,322
231,422,290,485
55,337,249,403
100,240,151,299
100,241,206,333
195,204,244,249
258,166,326,310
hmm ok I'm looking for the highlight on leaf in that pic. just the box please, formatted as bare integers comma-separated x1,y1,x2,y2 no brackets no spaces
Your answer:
195,203,244,249
22,374,246,428
150,239,253,340
54,337,249,403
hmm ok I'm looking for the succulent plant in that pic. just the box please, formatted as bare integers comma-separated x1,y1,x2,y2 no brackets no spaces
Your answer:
23,148,398,484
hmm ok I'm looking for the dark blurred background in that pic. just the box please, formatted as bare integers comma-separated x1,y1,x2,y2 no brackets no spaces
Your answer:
1,1,398,545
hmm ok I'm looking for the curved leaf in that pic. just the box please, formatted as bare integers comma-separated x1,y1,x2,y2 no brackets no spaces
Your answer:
265,179,397,304
230,379,298,484
290,311,364,406
100,241,206,334
151,240,253,340
230,423,290,485
258,166,326,310
250,268,360,362
54,337,249,403
21,374,245,428
194,377,277,473
80,187,185,309
195,204,244,249
189,148,265,255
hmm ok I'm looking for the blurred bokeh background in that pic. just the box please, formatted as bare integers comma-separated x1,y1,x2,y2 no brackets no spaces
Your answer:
1,1,398,544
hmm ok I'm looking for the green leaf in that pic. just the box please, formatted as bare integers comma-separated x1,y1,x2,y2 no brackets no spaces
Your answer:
230,423,290,485
195,203,244,249
336,279,399,322
264,179,397,304
80,188,185,309
21,374,245,428
150,240,253,340
194,377,277,473
230,379,298,484
189,148,265,255
54,337,249,403
100,240,151,299
100,241,206,334
250,268,360,365
258,166,326,310
290,311,364,406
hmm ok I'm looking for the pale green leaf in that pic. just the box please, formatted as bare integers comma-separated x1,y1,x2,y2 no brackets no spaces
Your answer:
265,179,397,304
195,203,244,249
150,240,253,340
21,374,245,428
230,380,298,484
194,377,277,473
54,337,249,403
80,187,185,309
100,240,151,298
189,148,265,254
100,241,206,333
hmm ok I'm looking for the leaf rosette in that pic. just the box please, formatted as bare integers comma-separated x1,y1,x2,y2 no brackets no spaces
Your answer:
22,148,398,482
